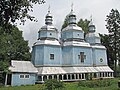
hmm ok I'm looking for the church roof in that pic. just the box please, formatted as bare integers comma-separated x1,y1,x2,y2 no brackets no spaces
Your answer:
86,32,100,38
40,25,57,31
34,39,60,46
62,24,83,31
9,60,38,73
37,66,113,75
37,66,99,75
94,66,114,72
63,41,90,47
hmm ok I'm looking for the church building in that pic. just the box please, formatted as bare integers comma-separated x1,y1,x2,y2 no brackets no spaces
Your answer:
9,7,114,86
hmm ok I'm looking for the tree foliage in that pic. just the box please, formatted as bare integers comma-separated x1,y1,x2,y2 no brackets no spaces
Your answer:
0,25,31,62
61,15,69,30
0,0,45,30
77,19,90,34
0,25,31,85
105,9,120,76
100,34,114,69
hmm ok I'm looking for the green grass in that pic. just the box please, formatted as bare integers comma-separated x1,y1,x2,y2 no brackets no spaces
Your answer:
0,78,120,90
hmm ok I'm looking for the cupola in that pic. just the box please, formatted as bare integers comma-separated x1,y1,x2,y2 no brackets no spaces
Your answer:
88,17,96,33
61,4,84,42
85,17,101,44
38,6,58,40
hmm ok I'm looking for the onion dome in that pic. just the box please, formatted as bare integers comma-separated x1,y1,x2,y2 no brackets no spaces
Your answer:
85,17,101,44
61,4,84,42
88,16,96,32
68,8,77,25
45,6,53,25
38,6,58,40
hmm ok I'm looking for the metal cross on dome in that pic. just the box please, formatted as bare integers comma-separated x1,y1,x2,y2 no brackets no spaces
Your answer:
48,5,50,13
90,15,93,22
71,3,73,11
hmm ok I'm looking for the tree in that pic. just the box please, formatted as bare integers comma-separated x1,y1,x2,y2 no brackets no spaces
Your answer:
0,25,31,85
77,19,90,35
106,9,120,77
100,34,114,69
61,15,69,30
0,0,45,31
0,25,31,62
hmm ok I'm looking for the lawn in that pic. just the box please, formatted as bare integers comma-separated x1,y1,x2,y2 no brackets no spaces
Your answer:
0,78,120,90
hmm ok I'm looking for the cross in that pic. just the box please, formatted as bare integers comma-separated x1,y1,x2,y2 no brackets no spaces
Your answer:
79,52,86,63
48,5,50,13
71,3,73,11
90,15,92,22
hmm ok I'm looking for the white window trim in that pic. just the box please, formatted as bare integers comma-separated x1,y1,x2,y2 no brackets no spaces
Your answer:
25,74,30,79
19,74,30,79
19,74,25,79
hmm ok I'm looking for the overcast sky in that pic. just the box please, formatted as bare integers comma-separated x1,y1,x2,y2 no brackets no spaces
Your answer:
17,0,120,49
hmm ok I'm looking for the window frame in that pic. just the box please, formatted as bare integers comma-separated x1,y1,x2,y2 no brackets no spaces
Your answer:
19,74,24,79
79,52,86,63
25,74,30,79
19,74,30,79
50,54,54,60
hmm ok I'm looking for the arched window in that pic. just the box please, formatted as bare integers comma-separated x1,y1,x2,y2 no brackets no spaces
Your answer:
63,74,67,80
43,75,47,81
59,75,62,80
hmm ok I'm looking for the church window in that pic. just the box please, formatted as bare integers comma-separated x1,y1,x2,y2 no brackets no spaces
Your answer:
78,55,80,59
100,58,103,62
79,52,86,63
50,33,52,35
50,54,54,60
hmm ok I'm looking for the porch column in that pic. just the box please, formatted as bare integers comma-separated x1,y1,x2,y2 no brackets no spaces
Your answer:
66,74,68,80
84,74,85,79
81,74,82,79
96,73,99,78
77,74,79,79
47,75,49,80
112,73,113,77
52,75,54,79
41,76,43,81
101,73,103,77
74,74,76,80
62,75,64,80
57,75,59,80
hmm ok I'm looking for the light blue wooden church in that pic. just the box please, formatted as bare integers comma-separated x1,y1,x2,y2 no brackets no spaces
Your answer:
8,7,114,86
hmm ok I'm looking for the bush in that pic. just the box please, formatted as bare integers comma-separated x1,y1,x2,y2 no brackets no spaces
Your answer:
78,79,112,88
44,79,65,90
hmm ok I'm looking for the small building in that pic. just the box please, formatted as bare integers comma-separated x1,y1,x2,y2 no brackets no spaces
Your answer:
8,6,114,86
8,60,38,86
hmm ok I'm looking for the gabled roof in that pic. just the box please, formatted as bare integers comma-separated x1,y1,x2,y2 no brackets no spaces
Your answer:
9,60,38,73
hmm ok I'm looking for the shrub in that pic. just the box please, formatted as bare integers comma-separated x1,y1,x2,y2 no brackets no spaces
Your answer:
78,79,112,88
44,79,65,90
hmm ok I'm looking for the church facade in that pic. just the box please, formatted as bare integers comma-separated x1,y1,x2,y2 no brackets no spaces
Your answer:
9,8,113,86
31,8,114,83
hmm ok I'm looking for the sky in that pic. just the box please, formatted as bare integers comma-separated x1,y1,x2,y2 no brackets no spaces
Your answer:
17,0,120,50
